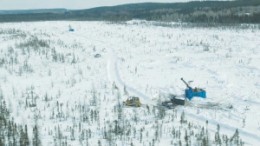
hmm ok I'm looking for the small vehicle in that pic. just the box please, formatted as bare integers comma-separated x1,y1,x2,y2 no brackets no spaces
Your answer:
162,94,185,109
123,96,141,107
69,25,74,32
181,78,206,100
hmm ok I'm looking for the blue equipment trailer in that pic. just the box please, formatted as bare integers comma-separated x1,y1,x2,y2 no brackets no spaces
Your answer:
181,78,206,100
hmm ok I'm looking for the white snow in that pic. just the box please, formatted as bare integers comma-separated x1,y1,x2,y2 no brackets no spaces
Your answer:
0,21,259,145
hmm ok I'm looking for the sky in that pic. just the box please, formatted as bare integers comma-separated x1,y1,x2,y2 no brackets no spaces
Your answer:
0,0,205,10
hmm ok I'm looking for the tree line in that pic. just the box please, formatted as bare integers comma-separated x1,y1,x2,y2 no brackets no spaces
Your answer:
0,0,259,24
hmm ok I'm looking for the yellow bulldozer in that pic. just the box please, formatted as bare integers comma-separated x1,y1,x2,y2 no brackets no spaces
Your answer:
123,96,141,107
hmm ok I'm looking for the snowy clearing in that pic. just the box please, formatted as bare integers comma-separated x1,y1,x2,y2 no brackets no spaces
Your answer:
0,21,259,146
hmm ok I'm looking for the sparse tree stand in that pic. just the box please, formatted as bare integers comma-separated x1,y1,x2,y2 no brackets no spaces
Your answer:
1,97,32,146
230,129,243,146
20,125,30,146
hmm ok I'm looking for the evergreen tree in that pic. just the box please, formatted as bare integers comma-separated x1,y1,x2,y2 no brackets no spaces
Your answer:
33,125,41,146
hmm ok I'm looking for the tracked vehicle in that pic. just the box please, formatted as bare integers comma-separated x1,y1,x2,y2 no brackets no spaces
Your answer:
123,96,141,107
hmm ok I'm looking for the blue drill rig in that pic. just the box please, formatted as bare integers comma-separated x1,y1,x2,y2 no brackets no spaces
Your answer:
162,78,207,108
181,78,206,100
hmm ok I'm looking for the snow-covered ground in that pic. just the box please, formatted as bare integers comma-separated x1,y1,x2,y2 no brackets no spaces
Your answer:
0,21,259,146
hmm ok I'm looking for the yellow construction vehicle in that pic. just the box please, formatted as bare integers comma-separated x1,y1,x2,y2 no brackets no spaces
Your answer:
123,96,141,107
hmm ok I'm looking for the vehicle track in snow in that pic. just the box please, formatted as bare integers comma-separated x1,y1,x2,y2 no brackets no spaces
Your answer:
67,31,152,104
183,109,260,145
106,48,260,145
68,29,260,145
107,48,153,104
